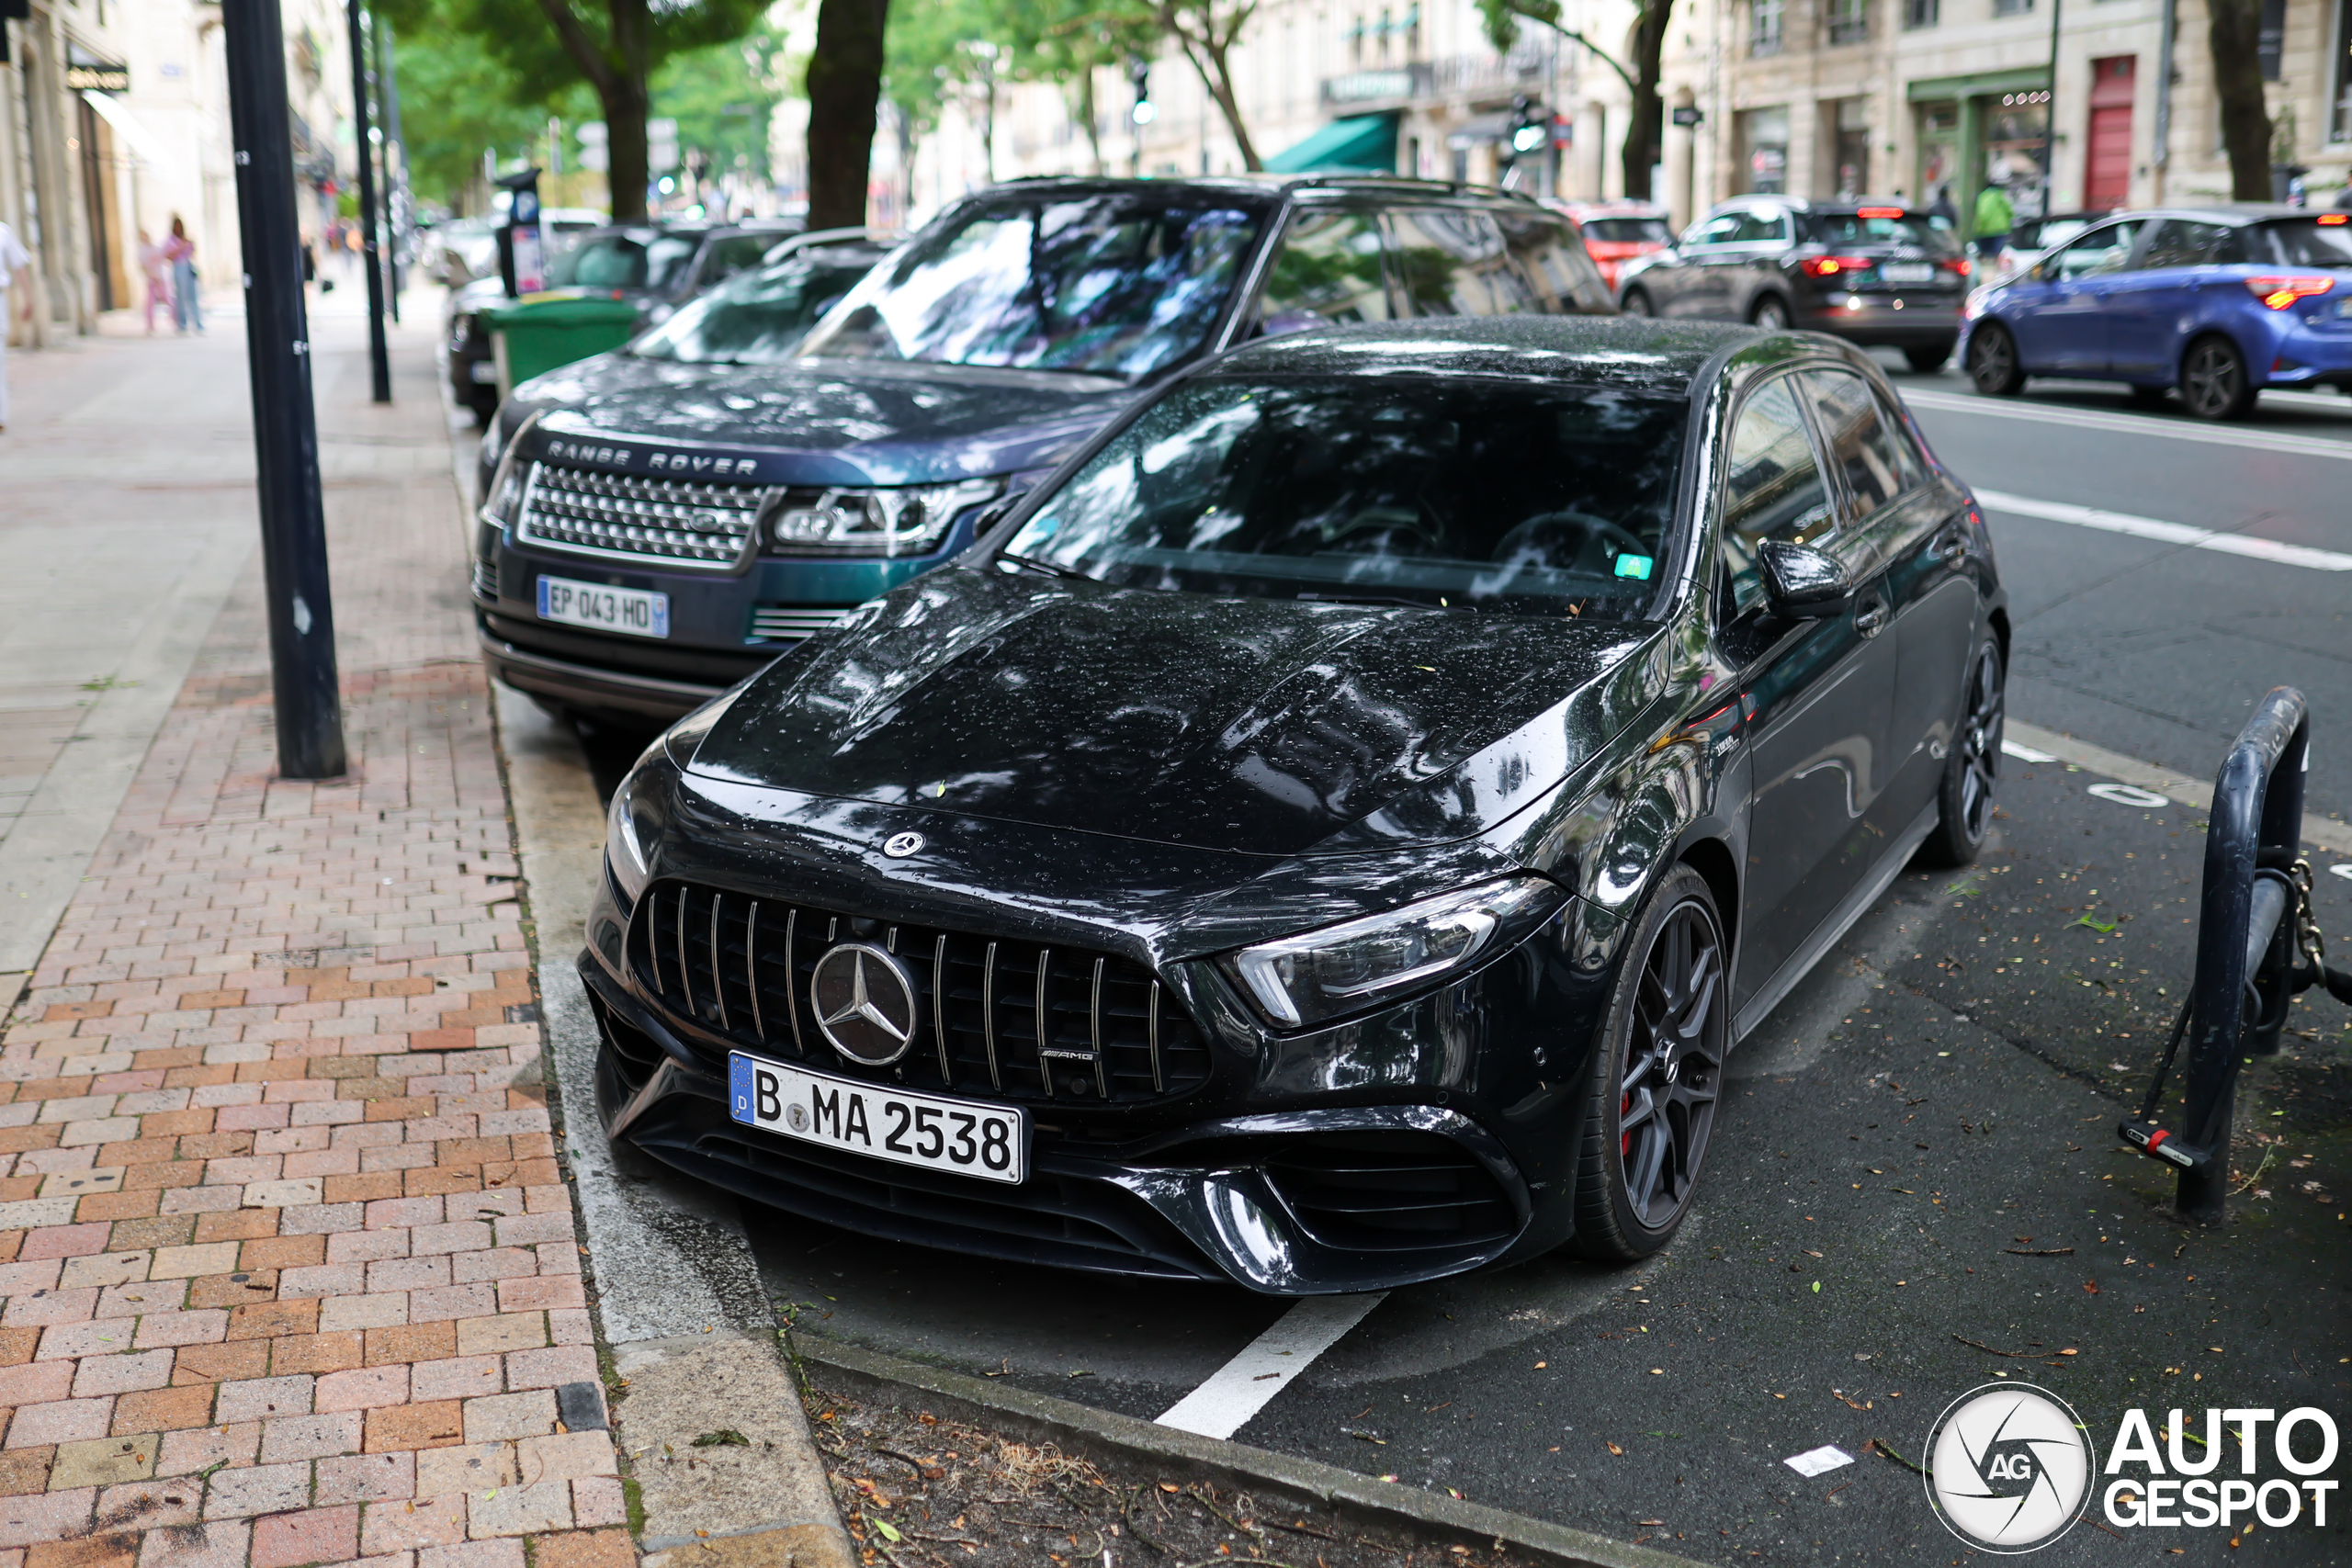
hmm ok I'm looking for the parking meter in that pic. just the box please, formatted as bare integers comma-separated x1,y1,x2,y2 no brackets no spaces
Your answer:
495,168,545,299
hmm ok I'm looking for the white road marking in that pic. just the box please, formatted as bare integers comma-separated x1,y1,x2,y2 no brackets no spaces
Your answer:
2000,739,2059,764
2086,782,2172,808
2004,719,2352,856
1901,386,2352,461
1155,1292,1388,1440
1972,488,2352,572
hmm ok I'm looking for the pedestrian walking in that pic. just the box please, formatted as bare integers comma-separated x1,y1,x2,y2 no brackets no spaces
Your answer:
137,230,173,335
0,218,31,433
1973,182,2014,265
164,216,203,334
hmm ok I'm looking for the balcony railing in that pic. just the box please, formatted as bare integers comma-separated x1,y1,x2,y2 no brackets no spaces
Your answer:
1318,51,1549,110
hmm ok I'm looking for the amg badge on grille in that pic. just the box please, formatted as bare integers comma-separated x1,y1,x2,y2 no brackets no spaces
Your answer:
809,943,920,1066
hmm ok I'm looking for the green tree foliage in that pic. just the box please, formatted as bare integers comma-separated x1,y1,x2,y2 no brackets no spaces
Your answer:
1478,0,1669,200
655,27,790,185
392,25,582,209
378,0,768,222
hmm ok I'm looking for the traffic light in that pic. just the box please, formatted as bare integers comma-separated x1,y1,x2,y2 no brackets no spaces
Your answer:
1128,57,1154,128
1507,95,1549,162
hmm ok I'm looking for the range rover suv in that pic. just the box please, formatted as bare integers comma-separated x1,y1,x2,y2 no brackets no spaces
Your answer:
471,174,1615,728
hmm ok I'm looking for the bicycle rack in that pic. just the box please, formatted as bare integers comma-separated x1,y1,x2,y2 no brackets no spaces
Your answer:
2118,687,2352,1222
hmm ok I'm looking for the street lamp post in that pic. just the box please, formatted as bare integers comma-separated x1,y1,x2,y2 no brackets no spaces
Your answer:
346,0,390,402
222,0,348,781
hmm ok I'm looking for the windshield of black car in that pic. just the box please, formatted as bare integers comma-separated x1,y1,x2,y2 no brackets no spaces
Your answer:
1581,218,1673,245
793,196,1265,379
999,378,1686,615
2252,219,2352,266
1807,213,1955,250
546,234,700,291
630,252,888,363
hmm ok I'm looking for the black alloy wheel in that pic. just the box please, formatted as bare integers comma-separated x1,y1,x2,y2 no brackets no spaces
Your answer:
1575,865,1726,1260
1905,342,1954,373
1620,289,1655,317
1748,295,1792,329
1967,322,2026,395
1923,637,2006,867
2181,334,2256,421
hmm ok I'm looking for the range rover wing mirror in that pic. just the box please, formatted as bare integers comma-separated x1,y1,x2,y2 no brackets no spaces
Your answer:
1758,539,1854,619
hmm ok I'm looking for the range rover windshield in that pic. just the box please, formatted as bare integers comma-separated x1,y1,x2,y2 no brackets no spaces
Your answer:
794,195,1266,380
998,378,1687,615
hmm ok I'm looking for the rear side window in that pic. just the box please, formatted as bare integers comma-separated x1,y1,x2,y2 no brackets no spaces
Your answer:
1805,368,1926,517
1388,208,1528,316
1256,207,1394,332
2249,219,2352,266
2139,220,2234,269
1719,377,1833,617
701,233,780,284
1729,210,1791,244
1499,211,1612,312
2043,221,2141,280
1808,212,1956,252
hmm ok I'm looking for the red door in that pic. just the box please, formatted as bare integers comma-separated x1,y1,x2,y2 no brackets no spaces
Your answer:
2085,56,2136,211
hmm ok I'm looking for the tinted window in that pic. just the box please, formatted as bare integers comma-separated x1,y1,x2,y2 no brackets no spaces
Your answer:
547,234,700,290
1500,211,1612,312
1001,378,1688,615
1806,368,1924,516
2139,219,2234,269
2042,221,2141,280
630,253,890,365
1808,212,1957,251
1688,214,1745,247
1580,217,1674,245
2250,218,2352,265
1719,377,1831,617
1730,209,1791,244
699,232,784,285
1256,208,1393,332
797,196,1264,379
2019,217,2092,252
1388,208,1532,316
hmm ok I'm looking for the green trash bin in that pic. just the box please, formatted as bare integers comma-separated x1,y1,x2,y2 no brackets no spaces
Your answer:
481,292,642,402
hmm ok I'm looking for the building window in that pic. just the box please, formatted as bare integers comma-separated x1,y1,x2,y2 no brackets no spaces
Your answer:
1834,98,1871,194
2258,0,2286,79
1905,0,1939,27
1739,106,1791,191
2336,0,2352,140
1993,0,2032,16
1829,0,1870,43
1752,0,1784,55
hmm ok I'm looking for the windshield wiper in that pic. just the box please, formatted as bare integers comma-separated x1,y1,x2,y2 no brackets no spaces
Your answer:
996,553,1092,582
1295,591,1457,611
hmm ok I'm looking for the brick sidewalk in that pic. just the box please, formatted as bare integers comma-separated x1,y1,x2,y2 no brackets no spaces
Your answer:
0,313,636,1568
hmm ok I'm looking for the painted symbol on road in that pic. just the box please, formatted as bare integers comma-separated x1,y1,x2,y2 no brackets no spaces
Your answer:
2330,863,2352,882
2086,783,2170,809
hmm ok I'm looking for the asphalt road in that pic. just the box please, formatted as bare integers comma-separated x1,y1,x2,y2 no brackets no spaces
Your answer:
575,370,2352,1564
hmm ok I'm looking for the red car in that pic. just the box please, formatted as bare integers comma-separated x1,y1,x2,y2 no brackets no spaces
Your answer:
1549,200,1675,290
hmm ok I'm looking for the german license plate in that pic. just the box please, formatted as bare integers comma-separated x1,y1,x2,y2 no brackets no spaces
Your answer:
537,575,669,638
1881,262,1935,285
729,1052,1027,1184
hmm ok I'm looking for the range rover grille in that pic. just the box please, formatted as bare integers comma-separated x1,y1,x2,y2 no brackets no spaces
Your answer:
518,461,766,569
632,880,1213,1106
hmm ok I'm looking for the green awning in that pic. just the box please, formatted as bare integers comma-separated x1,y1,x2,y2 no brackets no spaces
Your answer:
1265,112,1400,174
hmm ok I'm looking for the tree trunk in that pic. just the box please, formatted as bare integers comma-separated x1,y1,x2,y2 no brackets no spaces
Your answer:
1619,0,1670,200
1178,39,1260,170
2207,0,2273,200
807,0,889,230
1077,70,1104,175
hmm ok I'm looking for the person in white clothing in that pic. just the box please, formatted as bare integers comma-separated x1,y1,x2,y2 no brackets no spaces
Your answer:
0,220,34,433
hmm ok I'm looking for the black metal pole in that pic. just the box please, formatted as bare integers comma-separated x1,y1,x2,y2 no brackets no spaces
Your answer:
223,0,348,781
346,0,390,402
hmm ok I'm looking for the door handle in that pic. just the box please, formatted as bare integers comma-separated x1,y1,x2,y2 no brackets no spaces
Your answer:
1936,531,1969,565
1853,600,1889,637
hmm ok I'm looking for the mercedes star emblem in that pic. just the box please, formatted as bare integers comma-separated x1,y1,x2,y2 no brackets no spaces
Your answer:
883,831,925,858
808,942,919,1066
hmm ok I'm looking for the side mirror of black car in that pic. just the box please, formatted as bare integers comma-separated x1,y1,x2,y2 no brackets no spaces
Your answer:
1759,539,1854,619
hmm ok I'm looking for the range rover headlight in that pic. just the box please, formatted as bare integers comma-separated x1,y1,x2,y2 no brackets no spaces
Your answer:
763,479,1001,557
1222,878,1564,1031
479,412,540,529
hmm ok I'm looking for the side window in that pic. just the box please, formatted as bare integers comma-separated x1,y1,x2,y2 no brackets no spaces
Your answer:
1730,209,1788,244
1254,207,1393,333
2046,221,2141,280
1804,368,1924,517
1719,377,1834,619
1387,208,1514,316
2139,219,2233,269
1498,210,1612,312
1687,214,1744,248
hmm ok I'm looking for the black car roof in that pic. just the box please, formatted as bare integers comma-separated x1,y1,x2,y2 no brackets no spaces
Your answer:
1201,316,1774,395
2109,203,2326,226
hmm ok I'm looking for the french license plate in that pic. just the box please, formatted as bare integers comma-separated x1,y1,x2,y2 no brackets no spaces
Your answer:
729,1052,1027,1184
1881,262,1935,285
537,575,669,638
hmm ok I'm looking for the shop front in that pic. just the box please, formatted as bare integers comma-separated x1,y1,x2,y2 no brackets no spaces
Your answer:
1910,70,2050,241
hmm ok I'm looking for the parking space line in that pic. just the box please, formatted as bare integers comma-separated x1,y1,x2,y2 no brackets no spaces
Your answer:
2004,719,2352,856
1155,1292,1388,1440
1900,387,2352,460
1973,488,2352,572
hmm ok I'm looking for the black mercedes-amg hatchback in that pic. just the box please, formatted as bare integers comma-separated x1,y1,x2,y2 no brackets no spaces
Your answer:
581,316,2007,1294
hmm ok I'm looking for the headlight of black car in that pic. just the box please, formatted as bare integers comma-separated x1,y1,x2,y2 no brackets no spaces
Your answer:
1222,877,1565,1031
763,479,1001,557
479,412,540,530
604,770,662,905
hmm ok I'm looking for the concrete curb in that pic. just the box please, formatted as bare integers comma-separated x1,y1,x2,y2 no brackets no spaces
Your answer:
795,1334,1713,1568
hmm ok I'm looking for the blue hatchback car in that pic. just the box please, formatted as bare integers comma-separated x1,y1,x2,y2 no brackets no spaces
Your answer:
1959,205,2352,418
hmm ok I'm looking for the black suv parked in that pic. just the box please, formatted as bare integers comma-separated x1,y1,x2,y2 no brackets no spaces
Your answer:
1616,197,1969,369
473,175,1616,728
